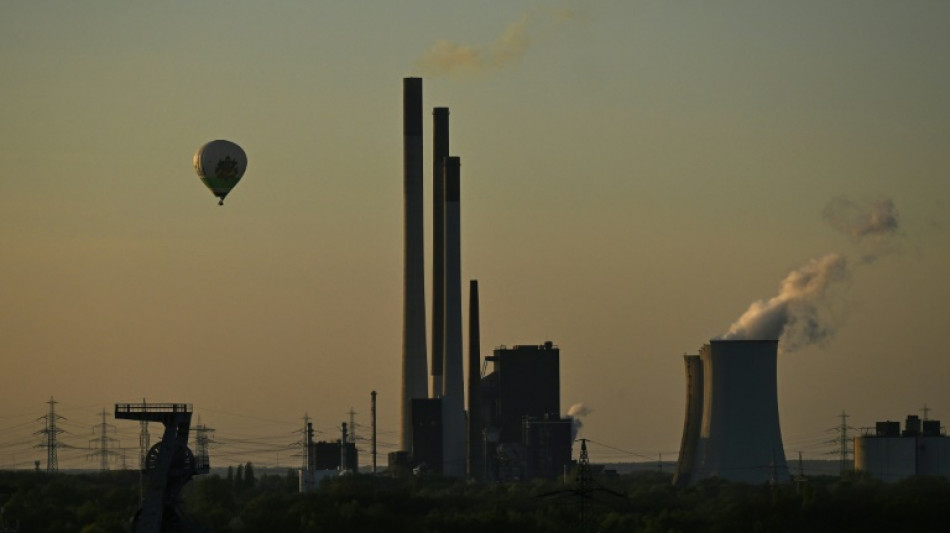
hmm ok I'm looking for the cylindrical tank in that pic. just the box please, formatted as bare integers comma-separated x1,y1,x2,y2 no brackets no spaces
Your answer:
854,435,917,482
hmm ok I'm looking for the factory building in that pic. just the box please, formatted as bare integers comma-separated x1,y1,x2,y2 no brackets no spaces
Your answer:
523,415,574,480
477,342,573,481
854,415,950,482
311,440,358,473
411,398,444,474
674,340,790,485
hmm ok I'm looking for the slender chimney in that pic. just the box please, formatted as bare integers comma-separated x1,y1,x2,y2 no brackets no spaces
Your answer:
442,156,466,477
371,390,377,475
468,279,482,480
401,77,428,453
431,107,450,398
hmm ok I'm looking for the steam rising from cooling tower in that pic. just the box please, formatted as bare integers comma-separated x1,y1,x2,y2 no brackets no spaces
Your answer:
414,7,577,78
721,253,849,351
721,197,900,353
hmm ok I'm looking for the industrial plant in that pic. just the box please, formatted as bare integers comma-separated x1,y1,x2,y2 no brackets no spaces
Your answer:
391,77,573,482
854,414,950,482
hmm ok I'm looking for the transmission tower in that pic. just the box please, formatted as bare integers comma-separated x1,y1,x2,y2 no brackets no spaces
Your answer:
830,410,854,474
35,396,66,473
539,439,626,533
89,408,120,472
575,439,594,532
193,421,214,475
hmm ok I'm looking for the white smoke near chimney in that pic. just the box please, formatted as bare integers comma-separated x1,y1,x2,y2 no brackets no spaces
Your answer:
414,7,577,78
721,196,901,353
567,402,591,441
721,253,849,351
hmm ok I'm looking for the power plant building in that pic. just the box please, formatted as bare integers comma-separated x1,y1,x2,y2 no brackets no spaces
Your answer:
674,340,790,485
411,398,444,474
854,415,950,482
477,342,571,481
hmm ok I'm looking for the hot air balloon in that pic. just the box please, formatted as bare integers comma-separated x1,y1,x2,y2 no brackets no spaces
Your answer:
194,140,247,205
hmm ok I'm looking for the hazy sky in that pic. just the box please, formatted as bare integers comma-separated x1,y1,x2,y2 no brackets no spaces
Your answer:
2,1,949,469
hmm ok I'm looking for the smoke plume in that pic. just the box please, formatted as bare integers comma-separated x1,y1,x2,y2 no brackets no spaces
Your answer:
824,197,899,238
414,7,576,78
824,197,900,263
720,197,903,352
567,402,591,441
721,253,849,351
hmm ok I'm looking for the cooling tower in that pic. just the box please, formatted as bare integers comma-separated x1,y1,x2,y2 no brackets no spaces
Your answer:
401,77,428,452
675,340,790,484
431,107,450,398
673,354,704,487
441,156,466,477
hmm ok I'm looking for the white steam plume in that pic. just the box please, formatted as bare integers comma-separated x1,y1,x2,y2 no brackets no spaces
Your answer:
414,7,576,78
721,253,849,351
721,197,902,352
567,402,591,441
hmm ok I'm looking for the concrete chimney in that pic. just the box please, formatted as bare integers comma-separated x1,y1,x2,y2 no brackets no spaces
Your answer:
468,279,482,480
401,77,428,453
431,107,450,398
442,156,466,477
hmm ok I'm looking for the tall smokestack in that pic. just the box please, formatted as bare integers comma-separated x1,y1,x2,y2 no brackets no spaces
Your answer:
431,107,450,398
401,77,428,453
468,279,482,480
442,156,466,477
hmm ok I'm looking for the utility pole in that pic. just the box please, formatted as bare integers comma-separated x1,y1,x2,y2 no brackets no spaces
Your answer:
35,396,65,473
371,391,377,475
89,408,119,472
920,403,931,421
301,413,311,471
138,398,150,470
340,422,349,474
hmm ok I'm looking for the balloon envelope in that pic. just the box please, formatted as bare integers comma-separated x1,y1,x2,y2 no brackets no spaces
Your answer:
194,140,247,205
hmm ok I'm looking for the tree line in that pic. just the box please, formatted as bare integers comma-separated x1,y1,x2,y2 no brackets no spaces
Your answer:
1,467,948,532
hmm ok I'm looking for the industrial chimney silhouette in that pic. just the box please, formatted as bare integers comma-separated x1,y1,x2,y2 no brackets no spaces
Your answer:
431,107,449,398
441,155,466,478
674,339,790,485
401,77,428,453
